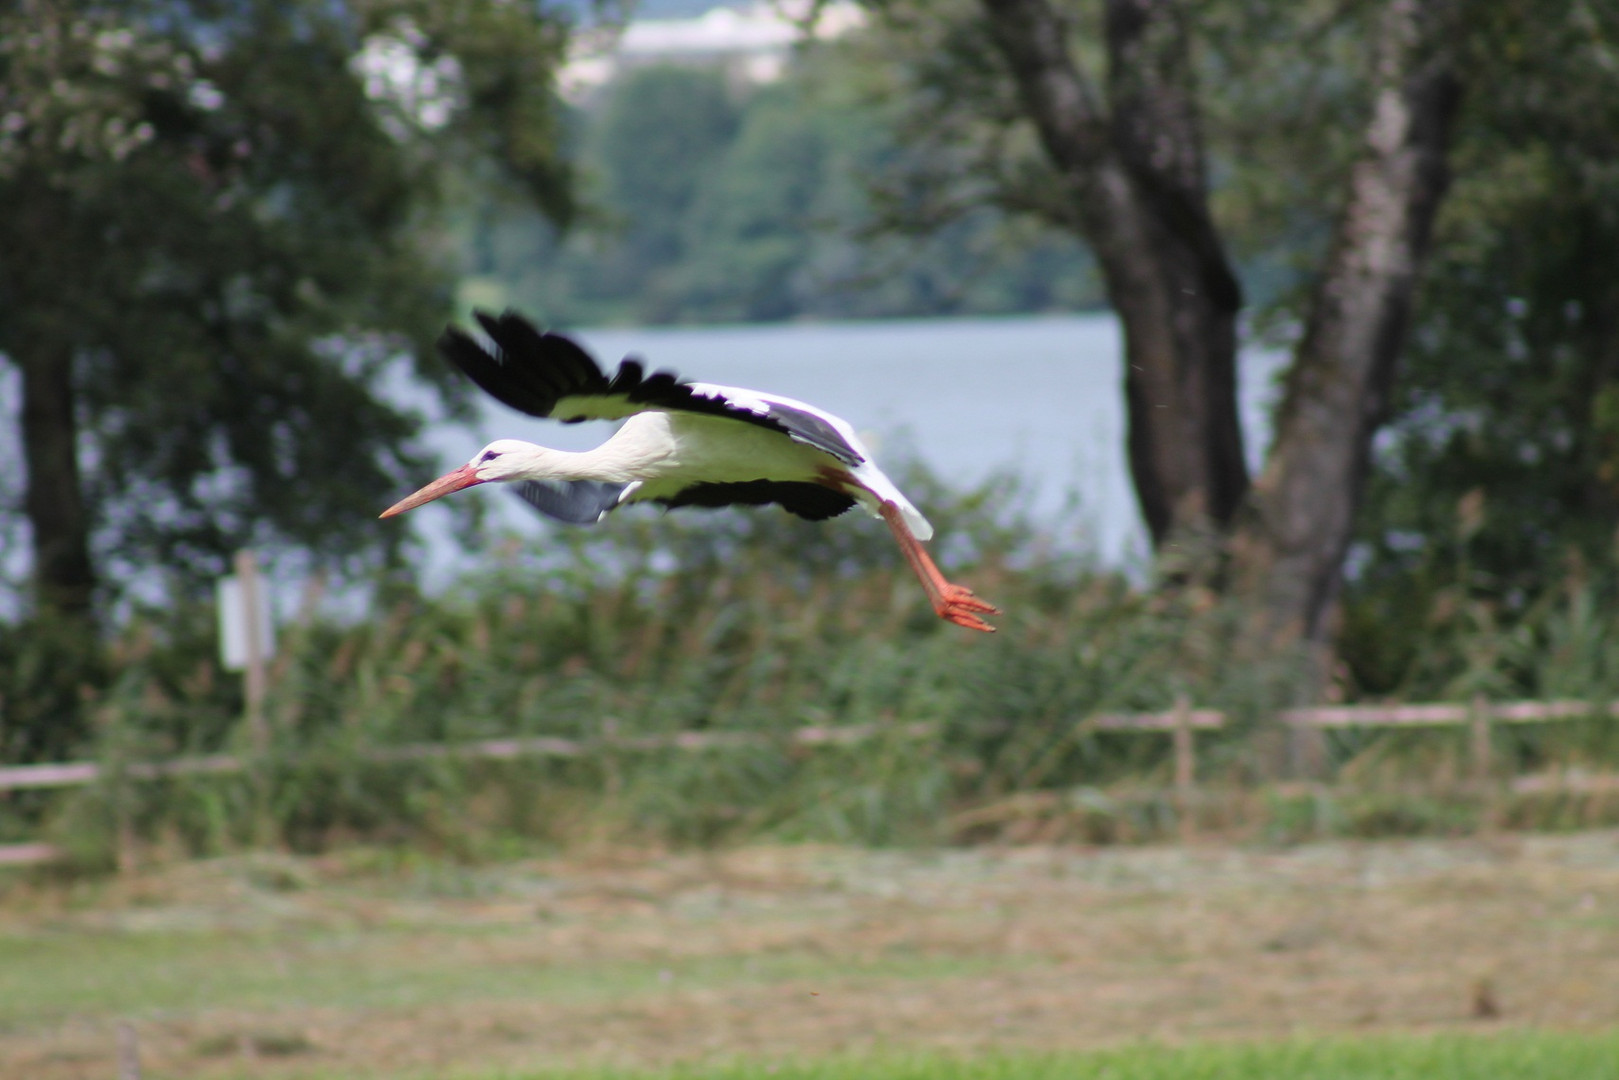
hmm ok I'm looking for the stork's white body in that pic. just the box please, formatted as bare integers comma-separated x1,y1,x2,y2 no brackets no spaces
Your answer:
552,400,932,542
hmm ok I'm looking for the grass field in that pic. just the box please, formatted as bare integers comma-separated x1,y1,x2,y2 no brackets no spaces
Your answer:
2,832,1617,1078
183,1033,1619,1079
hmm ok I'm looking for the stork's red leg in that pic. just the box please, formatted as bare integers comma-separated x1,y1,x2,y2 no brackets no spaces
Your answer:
878,501,999,632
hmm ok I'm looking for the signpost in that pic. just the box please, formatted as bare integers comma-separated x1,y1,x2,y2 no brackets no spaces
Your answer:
217,550,274,750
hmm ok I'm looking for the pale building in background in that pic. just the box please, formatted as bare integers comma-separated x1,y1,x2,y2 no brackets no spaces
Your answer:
562,2,865,97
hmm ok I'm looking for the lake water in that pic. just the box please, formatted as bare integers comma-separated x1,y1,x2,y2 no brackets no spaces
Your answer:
413,313,1286,584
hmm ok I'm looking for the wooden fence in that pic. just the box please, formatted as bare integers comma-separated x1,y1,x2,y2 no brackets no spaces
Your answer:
2,699,1616,866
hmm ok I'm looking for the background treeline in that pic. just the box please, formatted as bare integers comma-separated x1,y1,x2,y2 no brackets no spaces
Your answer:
455,53,1107,326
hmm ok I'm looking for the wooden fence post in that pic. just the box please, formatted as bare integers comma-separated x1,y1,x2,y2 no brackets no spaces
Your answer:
104,703,138,875
1172,695,1196,843
1470,694,1497,831
1286,713,1327,780
601,716,622,800
1469,694,1493,784
114,789,137,876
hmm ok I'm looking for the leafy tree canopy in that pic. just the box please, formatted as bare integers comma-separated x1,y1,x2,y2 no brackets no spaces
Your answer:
0,0,577,761
1344,1,1619,694
0,0,577,609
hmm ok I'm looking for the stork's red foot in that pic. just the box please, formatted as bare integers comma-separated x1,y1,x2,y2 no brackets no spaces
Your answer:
934,583,1000,633
873,500,1000,633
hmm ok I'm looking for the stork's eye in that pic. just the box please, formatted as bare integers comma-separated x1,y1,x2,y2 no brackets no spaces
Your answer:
480,450,502,463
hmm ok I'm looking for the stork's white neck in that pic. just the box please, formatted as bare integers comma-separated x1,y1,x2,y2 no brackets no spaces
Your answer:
470,416,678,486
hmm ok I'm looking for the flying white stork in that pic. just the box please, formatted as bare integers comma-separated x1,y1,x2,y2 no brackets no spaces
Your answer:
380,311,999,632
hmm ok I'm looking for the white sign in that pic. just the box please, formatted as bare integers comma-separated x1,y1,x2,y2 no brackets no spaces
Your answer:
217,573,274,671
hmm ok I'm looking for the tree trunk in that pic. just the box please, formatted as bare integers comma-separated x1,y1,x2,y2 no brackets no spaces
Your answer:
1229,0,1461,646
978,0,1248,546
18,340,96,619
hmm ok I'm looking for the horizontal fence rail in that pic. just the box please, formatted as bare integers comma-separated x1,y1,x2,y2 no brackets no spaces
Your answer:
0,754,244,792
1086,708,1226,731
2,699,1617,867
1278,699,1619,728
0,721,941,795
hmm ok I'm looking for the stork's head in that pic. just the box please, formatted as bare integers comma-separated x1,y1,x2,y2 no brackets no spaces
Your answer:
379,439,544,518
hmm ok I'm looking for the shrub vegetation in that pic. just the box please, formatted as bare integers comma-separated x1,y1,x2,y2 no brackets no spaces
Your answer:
5,466,1619,869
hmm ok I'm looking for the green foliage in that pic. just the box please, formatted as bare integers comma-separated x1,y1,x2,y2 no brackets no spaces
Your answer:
0,614,104,768
0,0,574,592
1196,0,1376,314
12,461,1619,864
0,0,577,758
831,0,1366,320
674,79,837,322
594,65,741,265
1345,3,1619,695
8,474,1198,856
457,48,1104,326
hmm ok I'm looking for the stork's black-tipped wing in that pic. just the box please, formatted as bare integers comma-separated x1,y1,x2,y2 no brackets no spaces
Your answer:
439,311,611,418
519,477,855,526
654,481,857,522
439,310,866,467
512,480,629,525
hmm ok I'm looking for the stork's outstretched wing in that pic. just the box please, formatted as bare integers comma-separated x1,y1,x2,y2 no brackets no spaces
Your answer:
439,310,866,467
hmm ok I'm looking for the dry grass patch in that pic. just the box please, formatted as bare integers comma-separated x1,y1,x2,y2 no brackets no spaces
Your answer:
0,833,1616,1078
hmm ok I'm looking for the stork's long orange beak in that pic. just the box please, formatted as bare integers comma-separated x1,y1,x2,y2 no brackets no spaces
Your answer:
380,464,484,518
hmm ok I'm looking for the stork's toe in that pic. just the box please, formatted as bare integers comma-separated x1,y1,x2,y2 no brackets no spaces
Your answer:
936,584,999,632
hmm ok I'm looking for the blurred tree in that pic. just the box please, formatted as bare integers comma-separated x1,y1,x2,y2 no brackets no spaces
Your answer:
856,0,1462,664
1341,2,1619,694
855,0,1252,547
0,0,575,758
672,79,832,322
456,50,1104,325
674,53,1103,322
0,0,575,613
581,64,742,320
1223,0,1459,649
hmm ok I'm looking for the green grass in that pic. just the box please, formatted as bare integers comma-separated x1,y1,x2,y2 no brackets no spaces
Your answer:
0,924,1006,1028
6,840,1618,1079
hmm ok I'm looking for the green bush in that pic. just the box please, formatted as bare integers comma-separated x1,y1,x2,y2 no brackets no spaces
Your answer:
11,466,1619,866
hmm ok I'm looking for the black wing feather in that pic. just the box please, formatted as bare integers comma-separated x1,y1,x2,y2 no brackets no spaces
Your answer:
439,310,865,467
439,311,609,418
656,481,856,522
512,480,628,525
